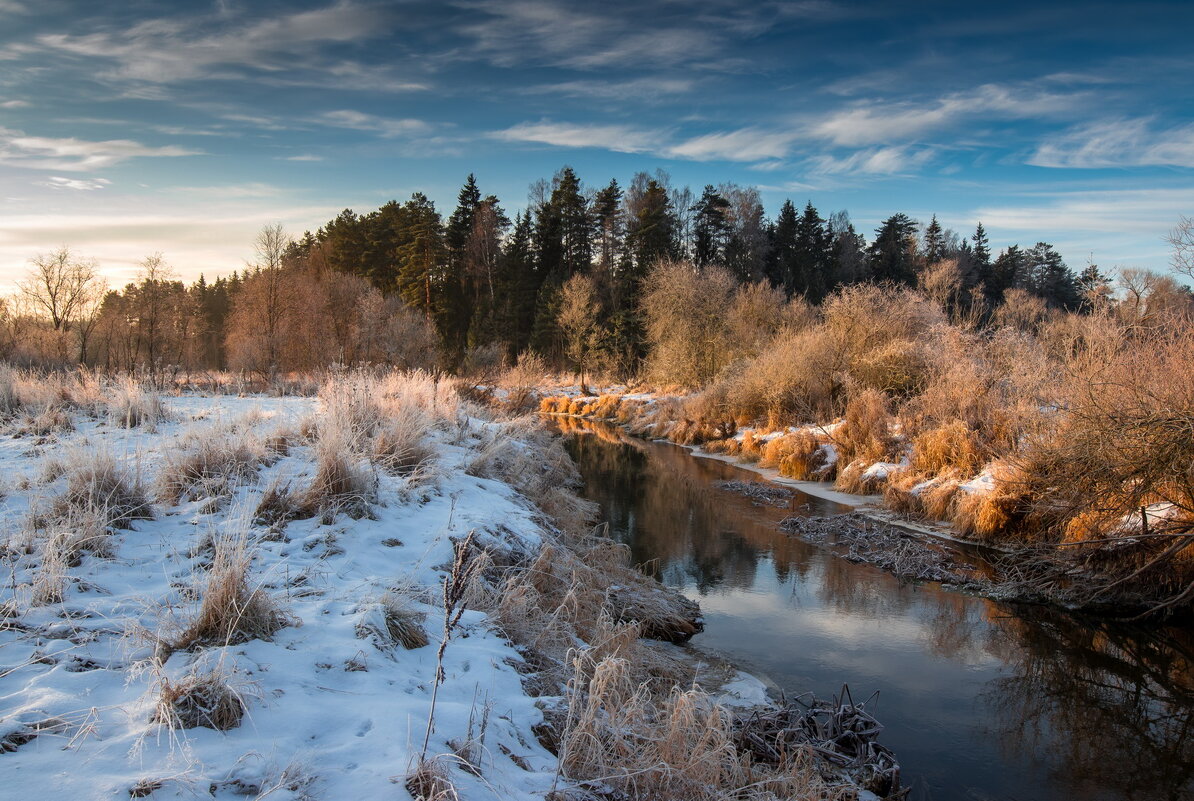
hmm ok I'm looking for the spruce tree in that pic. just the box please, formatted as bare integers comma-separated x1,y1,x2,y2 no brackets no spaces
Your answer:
794,202,832,300
769,199,799,291
869,213,919,284
923,215,945,264
692,184,731,268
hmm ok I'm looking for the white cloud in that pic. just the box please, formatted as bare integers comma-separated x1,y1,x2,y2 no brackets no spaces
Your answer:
666,128,798,162
278,153,324,162
37,176,111,190
809,83,1081,147
0,99,29,108
33,3,401,85
807,146,936,175
459,1,719,71
493,121,661,153
171,183,285,198
525,77,695,100
1029,118,1194,169
969,186,1194,270
0,200,344,289
0,127,201,171
319,110,432,138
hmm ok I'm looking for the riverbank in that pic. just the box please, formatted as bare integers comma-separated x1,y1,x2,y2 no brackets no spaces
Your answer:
552,413,1194,801
536,390,1192,617
0,370,901,801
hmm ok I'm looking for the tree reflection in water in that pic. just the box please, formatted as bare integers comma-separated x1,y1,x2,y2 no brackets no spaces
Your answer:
555,417,1194,801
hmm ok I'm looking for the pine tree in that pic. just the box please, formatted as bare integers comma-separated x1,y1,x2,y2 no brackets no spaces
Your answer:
869,213,919,284
396,193,447,326
923,215,945,264
972,222,991,269
1022,242,1079,309
593,179,624,274
793,202,832,300
769,199,799,291
692,184,731,268
989,245,1023,303
551,167,592,276
828,210,866,286
626,179,678,281
500,211,537,361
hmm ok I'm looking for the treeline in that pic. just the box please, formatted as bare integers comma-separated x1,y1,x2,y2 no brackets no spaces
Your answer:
0,166,1136,374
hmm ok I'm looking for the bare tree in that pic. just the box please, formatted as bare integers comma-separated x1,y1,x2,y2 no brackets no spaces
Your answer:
18,246,102,333
1167,215,1194,280
557,273,602,391
250,223,293,377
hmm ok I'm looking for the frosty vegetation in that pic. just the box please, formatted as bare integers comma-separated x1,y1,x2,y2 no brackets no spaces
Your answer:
0,370,893,800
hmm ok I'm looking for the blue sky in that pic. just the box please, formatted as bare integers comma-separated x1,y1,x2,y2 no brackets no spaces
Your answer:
1,0,1191,287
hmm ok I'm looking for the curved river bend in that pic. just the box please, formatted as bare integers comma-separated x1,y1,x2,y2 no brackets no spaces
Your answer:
551,417,1194,801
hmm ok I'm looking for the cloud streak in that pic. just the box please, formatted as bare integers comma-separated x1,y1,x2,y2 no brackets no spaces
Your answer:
1029,118,1194,169
0,127,200,171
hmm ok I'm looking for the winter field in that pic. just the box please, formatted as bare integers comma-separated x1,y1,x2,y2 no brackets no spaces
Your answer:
0,370,884,801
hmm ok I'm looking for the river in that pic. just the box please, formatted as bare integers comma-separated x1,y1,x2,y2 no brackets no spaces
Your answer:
551,416,1194,801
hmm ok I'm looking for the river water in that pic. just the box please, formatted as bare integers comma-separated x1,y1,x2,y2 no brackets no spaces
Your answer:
551,417,1194,801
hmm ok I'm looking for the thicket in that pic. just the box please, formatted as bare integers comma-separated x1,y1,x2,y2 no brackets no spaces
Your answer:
4,168,1105,380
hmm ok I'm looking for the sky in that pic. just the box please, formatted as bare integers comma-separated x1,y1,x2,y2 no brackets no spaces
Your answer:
1,0,1192,289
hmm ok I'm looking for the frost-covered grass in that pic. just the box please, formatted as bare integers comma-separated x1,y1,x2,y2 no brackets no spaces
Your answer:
0,372,569,799
1,369,896,799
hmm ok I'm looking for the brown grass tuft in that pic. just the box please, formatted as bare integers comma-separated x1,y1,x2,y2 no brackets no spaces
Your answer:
152,666,246,731
171,536,291,652
157,434,263,504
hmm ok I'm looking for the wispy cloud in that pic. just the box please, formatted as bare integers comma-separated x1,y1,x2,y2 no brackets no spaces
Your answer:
808,146,936,175
37,176,111,191
458,1,721,71
525,77,695,100
493,121,662,153
319,110,432,138
171,183,286,198
0,127,201,171
278,153,324,162
667,128,798,162
1029,118,1194,169
0,99,29,108
32,2,401,85
809,83,1082,147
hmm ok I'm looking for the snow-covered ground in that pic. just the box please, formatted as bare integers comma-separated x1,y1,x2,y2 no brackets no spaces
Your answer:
0,387,569,799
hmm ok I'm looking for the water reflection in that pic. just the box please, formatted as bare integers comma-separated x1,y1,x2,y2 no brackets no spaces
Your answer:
553,417,1194,801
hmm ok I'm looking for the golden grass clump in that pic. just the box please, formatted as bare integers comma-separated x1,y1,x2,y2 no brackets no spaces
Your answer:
371,405,435,477
468,419,599,533
556,652,843,801
590,393,623,419
152,666,246,731
835,389,900,465
911,421,984,476
48,452,151,530
951,460,1034,540
157,434,264,504
171,536,291,651
106,376,167,429
405,757,460,801
300,440,376,521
